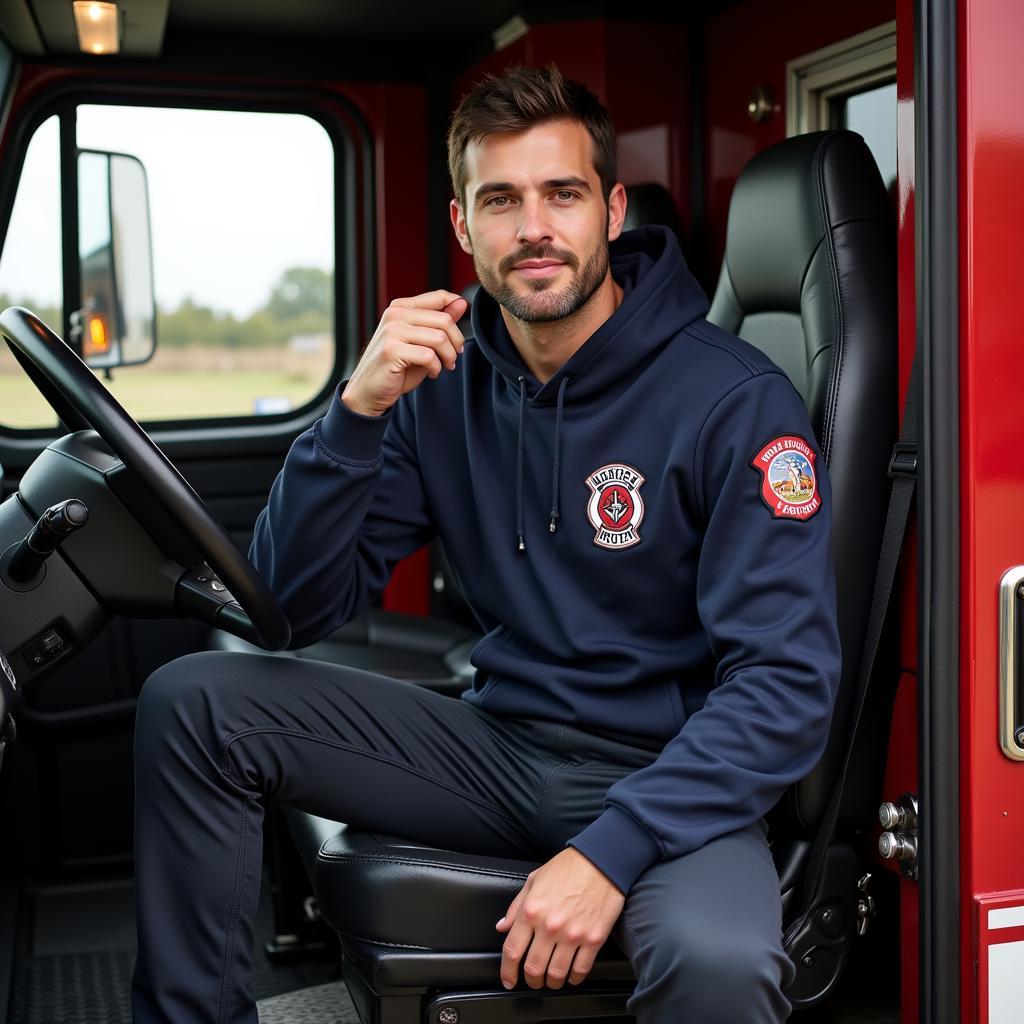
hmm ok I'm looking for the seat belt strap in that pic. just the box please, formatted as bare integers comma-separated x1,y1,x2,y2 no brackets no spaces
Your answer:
784,347,920,949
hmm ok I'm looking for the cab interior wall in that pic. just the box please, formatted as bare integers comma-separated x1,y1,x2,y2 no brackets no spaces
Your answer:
0,1,903,1020
0,0,898,877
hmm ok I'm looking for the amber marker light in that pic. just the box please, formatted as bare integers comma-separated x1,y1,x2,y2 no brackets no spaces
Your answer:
72,2,120,56
85,315,110,355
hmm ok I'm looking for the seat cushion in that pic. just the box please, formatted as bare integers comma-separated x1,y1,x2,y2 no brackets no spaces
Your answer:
298,821,636,990
285,813,805,968
314,825,532,951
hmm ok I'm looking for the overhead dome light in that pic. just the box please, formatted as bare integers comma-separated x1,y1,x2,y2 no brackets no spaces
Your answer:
72,2,120,55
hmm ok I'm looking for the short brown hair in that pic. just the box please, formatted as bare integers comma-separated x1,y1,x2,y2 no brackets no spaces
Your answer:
447,64,617,208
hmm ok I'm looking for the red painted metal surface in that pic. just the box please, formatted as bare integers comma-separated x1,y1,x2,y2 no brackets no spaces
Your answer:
959,0,1024,1019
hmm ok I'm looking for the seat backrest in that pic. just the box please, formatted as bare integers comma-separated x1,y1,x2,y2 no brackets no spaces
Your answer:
708,129,897,834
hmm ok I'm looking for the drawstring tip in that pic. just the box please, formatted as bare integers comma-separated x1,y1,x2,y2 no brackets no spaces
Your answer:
548,517,558,534
517,535,526,553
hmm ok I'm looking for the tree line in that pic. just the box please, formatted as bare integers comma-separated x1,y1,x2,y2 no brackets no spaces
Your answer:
0,266,331,350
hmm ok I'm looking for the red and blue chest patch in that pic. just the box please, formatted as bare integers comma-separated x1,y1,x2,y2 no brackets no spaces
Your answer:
751,435,822,521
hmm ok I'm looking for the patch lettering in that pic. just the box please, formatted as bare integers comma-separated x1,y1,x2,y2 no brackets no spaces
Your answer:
751,435,822,521
586,463,646,549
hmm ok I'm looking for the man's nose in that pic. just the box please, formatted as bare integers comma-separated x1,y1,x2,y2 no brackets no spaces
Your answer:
516,197,554,246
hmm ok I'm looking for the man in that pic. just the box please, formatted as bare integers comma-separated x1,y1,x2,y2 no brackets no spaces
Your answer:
132,66,840,1023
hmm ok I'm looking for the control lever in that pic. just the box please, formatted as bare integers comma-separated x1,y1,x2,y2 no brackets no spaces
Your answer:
6,498,89,583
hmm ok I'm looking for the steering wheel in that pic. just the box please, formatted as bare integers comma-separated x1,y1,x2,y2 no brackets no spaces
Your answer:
0,307,291,651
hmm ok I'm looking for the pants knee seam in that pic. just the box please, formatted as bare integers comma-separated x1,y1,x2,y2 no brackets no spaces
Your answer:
217,794,253,1024
219,726,519,823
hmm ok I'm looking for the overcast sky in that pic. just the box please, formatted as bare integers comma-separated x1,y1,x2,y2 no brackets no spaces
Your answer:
0,104,334,318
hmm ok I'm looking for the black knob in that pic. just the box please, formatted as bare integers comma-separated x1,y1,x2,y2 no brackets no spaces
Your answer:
7,499,90,583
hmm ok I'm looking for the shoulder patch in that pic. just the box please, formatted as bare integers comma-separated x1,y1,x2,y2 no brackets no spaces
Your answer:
751,435,822,521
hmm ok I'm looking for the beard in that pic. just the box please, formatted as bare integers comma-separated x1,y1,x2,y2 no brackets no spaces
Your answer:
472,235,610,324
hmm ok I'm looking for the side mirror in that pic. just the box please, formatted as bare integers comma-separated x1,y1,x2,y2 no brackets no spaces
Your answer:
75,149,157,369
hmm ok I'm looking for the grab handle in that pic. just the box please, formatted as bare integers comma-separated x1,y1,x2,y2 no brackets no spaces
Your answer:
998,566,1024,761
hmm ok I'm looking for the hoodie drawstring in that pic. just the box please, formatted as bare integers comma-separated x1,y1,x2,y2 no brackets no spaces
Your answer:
516,376,528,552
515,374,570,552
549,376,568,533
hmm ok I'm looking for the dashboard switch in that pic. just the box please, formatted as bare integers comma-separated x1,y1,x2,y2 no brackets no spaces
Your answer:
21,628,68,671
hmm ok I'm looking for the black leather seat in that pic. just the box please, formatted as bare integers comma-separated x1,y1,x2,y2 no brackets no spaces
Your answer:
621,181,686,243
257,135,897,1021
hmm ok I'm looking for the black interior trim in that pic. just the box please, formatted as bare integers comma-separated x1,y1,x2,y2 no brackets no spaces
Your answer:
915,0,960,1020
58,105,77,350
427,70,453,293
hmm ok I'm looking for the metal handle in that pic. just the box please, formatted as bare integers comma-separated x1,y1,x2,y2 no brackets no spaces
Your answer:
997,566,1024,761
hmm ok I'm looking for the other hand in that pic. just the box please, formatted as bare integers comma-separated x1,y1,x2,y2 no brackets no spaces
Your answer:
496,847,625,991
341,290,468,417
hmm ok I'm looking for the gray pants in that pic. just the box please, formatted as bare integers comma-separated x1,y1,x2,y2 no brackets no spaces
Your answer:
131,651,795,1023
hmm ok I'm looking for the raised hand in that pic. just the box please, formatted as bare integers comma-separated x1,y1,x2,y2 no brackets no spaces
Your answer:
341,290,469,417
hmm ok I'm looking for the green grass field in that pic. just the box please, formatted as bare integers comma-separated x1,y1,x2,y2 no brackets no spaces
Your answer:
0,371,330,429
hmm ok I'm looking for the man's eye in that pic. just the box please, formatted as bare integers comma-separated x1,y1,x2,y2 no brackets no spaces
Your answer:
554,191,576,201
486,196,511,208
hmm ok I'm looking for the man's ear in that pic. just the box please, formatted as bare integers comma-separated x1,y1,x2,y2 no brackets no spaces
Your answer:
606,183,627,242
450,199,474,255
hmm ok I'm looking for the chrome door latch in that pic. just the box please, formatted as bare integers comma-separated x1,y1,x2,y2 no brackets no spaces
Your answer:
998,567,1024,761
877,792,919,880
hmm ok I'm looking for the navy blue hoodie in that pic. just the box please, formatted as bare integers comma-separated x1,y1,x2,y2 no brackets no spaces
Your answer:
250,225,841,894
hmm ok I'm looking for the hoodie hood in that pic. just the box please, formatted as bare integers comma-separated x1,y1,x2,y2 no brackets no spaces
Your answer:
469,224,710,405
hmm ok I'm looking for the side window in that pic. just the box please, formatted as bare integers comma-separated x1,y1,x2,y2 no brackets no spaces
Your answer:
787,22,897,192
0,104,336,430
838,83,897,194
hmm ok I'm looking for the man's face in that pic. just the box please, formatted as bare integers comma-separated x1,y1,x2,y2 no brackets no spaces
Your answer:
450,119,626,323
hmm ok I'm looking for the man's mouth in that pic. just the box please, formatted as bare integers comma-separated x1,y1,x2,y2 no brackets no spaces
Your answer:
512,260,566,279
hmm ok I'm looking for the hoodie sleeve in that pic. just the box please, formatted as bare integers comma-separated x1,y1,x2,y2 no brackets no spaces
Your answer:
568,370,842,894
249,384,436,649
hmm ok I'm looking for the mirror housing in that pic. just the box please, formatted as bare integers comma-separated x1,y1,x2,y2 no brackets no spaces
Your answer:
74,149,157,370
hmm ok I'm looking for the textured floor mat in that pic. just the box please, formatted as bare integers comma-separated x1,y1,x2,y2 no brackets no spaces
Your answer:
9,950,353,1023
257,981,360,1023
10,951,133,1024
8,876,343,1022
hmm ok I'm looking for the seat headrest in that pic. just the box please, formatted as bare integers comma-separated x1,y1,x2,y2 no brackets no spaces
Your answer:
721,130,890,314
622,183,684,242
